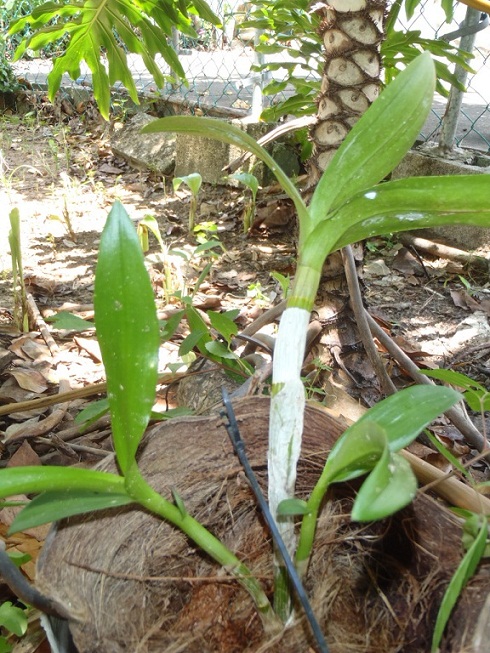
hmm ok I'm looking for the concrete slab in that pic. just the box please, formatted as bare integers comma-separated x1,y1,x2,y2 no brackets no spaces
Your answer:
111,113,176,174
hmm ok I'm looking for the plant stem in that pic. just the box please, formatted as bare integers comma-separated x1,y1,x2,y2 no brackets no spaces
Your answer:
295,476,332,578
124,463,280,633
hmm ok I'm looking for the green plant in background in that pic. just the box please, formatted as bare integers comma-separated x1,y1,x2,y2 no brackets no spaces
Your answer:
137,213,179,303
173,172,202,232
0,33,19,93
244,0,473,121
8,208,28,332
0,600,28,653
228,172,259,232
7,0,220,120
142,52,490,617
0,200,280,632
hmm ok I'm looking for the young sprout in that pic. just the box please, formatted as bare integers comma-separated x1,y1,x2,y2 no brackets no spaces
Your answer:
229,172,259,232
173,172,202,232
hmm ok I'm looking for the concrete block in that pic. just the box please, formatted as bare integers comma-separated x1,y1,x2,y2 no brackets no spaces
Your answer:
111,112,176,174
174,119,270,184
393,145,490,250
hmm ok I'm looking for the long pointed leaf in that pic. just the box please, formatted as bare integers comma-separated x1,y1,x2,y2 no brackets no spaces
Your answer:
9,490,133,534
304,175,490,269
0,466,125,498
141,116,309,227
348,385,461,452
309,52,435,224
431,518,488,652
94,201,160,473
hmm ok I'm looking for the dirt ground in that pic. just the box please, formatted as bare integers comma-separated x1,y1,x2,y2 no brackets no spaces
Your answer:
1,98,490,652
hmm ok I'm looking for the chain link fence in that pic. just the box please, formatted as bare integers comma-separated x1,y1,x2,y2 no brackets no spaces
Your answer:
1,1,489,151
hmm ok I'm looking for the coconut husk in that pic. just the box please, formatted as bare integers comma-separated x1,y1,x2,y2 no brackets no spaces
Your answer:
36,397,490,653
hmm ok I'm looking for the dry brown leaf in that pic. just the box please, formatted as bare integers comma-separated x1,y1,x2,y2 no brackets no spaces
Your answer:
10,369,48,394
8,440,42,468
74,336,102,362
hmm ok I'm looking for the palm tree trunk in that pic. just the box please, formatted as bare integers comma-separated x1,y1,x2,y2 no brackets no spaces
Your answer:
309,0,387,183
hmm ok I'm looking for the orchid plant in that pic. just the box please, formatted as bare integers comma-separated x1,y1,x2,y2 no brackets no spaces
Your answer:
141,51,490,611
0,53,488,642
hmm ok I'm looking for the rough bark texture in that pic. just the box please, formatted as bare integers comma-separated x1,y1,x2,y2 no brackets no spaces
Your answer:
309,0,386,182
36,398,490,653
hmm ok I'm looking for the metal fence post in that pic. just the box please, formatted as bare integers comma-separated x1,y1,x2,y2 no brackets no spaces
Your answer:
438,7,482,153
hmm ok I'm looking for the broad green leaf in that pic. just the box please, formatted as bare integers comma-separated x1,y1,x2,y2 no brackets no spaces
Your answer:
0,466,125,500
277,498,311,517
141,116,309,227
230,172,259,199
345,385,461,452
304,176,490,271
207,310,238,344
173,173,202,197
321,386,460,487
94,201,160,473
351,450,417,522
431,518,488,652
0,602,27,637
309,52,435,226
323,421,388,485
9,490,134,534
205,340,236,359
45,311,94,332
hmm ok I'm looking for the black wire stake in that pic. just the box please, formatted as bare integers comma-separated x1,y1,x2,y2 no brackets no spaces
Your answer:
220,388,330,653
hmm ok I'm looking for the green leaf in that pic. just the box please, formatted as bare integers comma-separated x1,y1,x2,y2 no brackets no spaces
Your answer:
151,406,194,420
347,385,461,452
9,0,193,120
0,636,12,653
0,466,125,501
421,369,490,412
45,311,94,332
5,551,31,568
351,450,417,522
179,329,207,356
277,498,311,517
94,201,160,474
141,116,309,228
420,369,486,393
172,488,187,518
160,309,185,341
309,52,435,226
431,518,488,652
138,215,165,251
10,490,134,534
74,398,110,429
173,173,202,197
229,172,260,200
323,421,388,485
322,385,460,488
304,176,490,270
205,340,236,359
207,310,238,344
0,602,27,637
